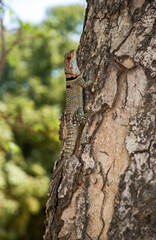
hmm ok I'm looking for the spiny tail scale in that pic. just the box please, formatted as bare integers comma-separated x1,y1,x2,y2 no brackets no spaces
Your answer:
64,122,78,157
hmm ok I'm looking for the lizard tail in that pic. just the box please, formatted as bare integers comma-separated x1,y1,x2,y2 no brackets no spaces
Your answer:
64,124,78,157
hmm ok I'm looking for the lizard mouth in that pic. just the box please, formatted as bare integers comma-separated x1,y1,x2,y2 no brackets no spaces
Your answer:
66,74,80,81
66,76,78,81
65,72,79,75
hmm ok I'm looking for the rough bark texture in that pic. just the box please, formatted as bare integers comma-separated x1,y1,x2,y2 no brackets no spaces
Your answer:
44,0,156,239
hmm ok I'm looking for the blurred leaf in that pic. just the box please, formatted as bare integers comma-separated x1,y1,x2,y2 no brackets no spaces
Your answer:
5,142,21,154
30,163,46,176
26,197,40,214
0,7,5,14
9,10,13,16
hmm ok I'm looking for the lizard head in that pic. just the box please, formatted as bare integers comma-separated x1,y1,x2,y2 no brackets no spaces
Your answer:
64,50,80,78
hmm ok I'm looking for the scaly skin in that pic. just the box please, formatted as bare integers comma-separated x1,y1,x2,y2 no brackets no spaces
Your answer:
64,49,93,157
52,49,95,179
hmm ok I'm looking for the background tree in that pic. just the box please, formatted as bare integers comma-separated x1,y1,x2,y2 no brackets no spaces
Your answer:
44,0,156,239
0,3,84,240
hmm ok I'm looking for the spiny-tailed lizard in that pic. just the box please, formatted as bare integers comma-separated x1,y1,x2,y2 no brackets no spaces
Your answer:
52,49,96,179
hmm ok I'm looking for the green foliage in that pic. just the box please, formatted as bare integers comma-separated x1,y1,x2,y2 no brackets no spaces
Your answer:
0,4,84,240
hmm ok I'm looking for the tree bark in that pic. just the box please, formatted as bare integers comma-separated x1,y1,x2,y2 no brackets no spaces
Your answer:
44,0,156,239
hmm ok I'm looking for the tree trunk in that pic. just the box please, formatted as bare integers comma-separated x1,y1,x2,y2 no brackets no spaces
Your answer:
44,0,156,239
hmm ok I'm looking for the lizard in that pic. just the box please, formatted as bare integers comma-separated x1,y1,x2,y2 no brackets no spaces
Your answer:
52,49,96,179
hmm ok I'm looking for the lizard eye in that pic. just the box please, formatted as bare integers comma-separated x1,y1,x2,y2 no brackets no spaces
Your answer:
66,55,71,62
